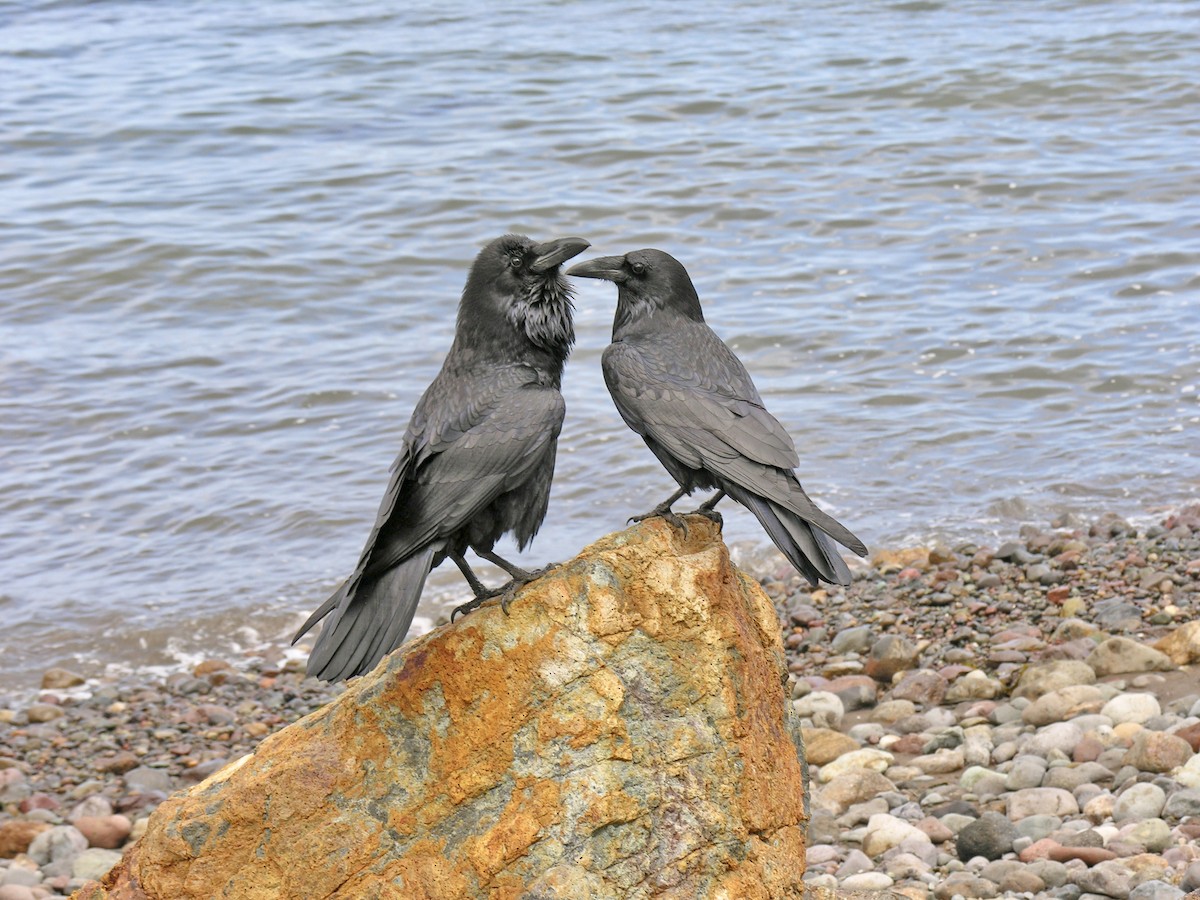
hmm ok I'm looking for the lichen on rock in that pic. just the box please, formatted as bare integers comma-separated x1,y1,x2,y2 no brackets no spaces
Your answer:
74,517,809,900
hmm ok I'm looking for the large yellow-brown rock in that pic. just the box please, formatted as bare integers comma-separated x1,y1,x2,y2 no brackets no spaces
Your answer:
74,517,808,899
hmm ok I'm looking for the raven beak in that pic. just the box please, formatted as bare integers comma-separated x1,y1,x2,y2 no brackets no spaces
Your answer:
529,236,591,274
566,255,627,283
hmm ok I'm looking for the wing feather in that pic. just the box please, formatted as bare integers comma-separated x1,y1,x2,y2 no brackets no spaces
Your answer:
604,331,866,558
362,382,564,577
603,335,799,471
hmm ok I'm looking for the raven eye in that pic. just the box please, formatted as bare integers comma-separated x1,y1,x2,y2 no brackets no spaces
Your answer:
508,254,523,269
630,261,646,275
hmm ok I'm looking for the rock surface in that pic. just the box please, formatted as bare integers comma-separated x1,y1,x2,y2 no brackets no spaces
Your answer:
74,517,809,900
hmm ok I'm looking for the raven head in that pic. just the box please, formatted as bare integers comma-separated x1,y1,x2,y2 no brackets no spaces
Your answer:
568,249,705,336
461,234,589,358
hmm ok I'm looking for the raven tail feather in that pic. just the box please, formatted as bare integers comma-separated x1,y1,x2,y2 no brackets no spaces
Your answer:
724,483,855,586
294,546,435,682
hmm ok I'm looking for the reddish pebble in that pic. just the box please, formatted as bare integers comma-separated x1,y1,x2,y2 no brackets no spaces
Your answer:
1177,822,1200,840
994,625,1040,640
18,791,60,813
898,567,922,581
95,750,140,775
1047,585,1070,604
1047,845,1118,865
960,700,997,719
1019,838,1061,861
916,816,954,843
1073,734,1105,762
1054,550,1081,570
889,734,928,755
74,814,132,849
938,664,972,681
193,658,231,677
1174,722,1200,753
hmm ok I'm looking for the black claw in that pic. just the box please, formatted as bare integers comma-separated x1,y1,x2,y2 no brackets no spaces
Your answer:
688,507,724,529
451,586,503,622
451,599,481,622
451,562,556,623
628,504,689,536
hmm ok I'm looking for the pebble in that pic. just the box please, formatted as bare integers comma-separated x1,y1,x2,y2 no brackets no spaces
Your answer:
71,815,131,850
1122,818,1171,853
1129,882,1185,900
841,871,895,890
1101,693,1161,725
862,813,929,857
1073,859,1135,898
1123,730,1194,773
1014,660,1097,701
39,668,85,690
1163,788,1200,819
792,691,845,729
0,821,51,858
802,727,860,766
816,748,893,782
956,811,1018,861
1023,688,1105,727
71,847,124,881
1112,783,1167,822
1086,637,1175,676
865,634,921,682
1007,787,1080,820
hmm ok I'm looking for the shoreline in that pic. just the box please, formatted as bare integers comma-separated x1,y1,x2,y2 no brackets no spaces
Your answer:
1,497,1194,697
1,504,1198,897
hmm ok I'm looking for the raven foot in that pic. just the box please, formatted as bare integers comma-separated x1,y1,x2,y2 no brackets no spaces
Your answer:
450,588,501,622
627,487,690,534
628,504,688,536
496,563,559,615
684,489,725,529
686,507,724,528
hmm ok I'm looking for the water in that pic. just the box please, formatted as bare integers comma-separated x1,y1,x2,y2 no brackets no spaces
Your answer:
2,0,1198,690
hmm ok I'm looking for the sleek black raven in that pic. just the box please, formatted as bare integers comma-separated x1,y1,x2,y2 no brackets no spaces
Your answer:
295,234,590,681
569,248,867,586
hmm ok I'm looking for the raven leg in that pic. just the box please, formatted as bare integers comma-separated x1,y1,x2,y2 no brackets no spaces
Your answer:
627,486,689,533
686,490,726,528
449,551,501,621
476,549,557,615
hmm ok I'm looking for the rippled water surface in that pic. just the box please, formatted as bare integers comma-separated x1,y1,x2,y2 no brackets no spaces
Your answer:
2,0,1198,687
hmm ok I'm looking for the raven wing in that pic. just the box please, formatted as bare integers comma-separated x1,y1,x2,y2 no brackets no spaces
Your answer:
603,330,865,556
296,370,564,639
602,326,798,471
361,376,565,578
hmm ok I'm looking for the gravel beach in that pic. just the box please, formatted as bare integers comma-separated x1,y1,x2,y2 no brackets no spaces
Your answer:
2,505,1199,899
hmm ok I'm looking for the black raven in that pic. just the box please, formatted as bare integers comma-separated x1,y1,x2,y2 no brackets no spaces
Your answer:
295,234,590,681
569,248,867,586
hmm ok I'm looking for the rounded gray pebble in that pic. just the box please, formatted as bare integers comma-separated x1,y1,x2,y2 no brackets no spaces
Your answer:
1129,881,1185,900
955,811,1017,861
